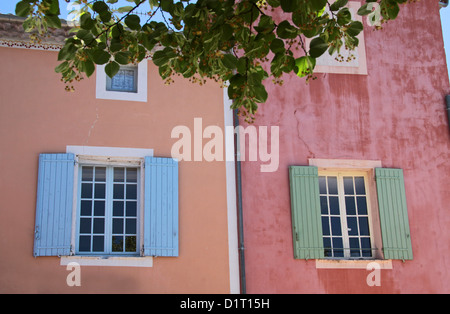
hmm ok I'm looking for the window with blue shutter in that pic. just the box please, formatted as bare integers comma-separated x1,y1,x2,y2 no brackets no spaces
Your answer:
143,157,179,257
34,153,75,257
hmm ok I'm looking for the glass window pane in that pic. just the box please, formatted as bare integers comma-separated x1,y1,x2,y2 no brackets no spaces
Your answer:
80,218,91,234
95,167,106,182
113,218,124,234
359,217,370,236
79,236,91,252
114,168,125,182
126,201,137,217
112,236,124,252
81,183,92,198
331,217,342,236
93,218,105,234
323,237,332,257
361,237,372,257
347,217,358,236
114,184,124,199
125,236,137,252
127,168,138,183
126,219,137,234
94,201,105,216
109,68,137,92
319,176,327,194
126,184,137,200
349,238,361,257
332,238,344,257
80,200,92,216
321,217,330,236
94,183,106,199
93,236,104,252
354,177,366,195
113,201,124,216
345,196,356,215
327,177,338,195
82,167,93,181
357,196,368,215
329,196,340,215
343,177,354,195
320,196,328,215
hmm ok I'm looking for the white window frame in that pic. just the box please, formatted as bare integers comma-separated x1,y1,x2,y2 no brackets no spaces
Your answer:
318,170,375,260
309,158,392,270
96,59,148,102
61,146,154,267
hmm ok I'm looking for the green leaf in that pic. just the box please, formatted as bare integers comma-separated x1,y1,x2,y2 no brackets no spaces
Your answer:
93,1,109,13
114,51,132,65
309,37,328,58
125,15,141,30
15,1,31,17
337,8,352,26
346,21,363,37
55,61,70,73
84,60,96,77
295,56,316,78
105,61,120,78
277,20,298,39
92,50,111,65
44,15,61,29
221,54,238,70
80,12,95,30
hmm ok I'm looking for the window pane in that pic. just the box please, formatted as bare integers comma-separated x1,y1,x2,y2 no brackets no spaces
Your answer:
345,196,356,215
114,184,124,199
114,168,125,182
79,236,91,252
81,183,92,198
327,177,338,195
126,184,137,200
112,236,123,252
126,201,137,217
125,236,137,252
322,217,330,236
359,217,370,236
95,167,106,182
320,196,328,215
94,183,106,199
109,68,137,92
361,237,372,257
82,167,93,181
127,168,138,183
332,238,344,257
113,201,124,216
349,238,361,257
93,218,105,234
329,196,340,215
354,177,366,195
357,197,368,215
323,237,332,257
94,200,105,216
343,177,354,195
93,236,104,252
331,217,342,236
80,200,92,216
347,217,358,236
126,219,137,234
113,218,124,234
80,218,91,234
319,176,327,194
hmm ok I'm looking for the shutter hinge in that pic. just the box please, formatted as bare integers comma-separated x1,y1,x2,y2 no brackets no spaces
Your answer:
34,226,40,240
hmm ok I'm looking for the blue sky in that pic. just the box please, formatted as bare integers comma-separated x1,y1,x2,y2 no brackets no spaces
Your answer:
0,0,450,78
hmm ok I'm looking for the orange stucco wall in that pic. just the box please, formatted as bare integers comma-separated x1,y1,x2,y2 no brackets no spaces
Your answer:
0,47,231,293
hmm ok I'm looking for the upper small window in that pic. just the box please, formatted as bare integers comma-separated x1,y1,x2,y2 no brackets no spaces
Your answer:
106,66,138,93
96,59,148,102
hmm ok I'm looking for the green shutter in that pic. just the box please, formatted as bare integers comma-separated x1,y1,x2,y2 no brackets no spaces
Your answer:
289,166,324,260
375,168,413,261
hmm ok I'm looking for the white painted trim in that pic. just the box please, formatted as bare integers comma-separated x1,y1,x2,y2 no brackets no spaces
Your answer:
224,88,240,294
96,59,148,102
61,256,153,268
67,145,153,158
315,259,392,269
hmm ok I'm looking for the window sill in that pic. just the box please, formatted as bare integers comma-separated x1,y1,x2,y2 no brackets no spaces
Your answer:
315,259,392,270
60,256,153,268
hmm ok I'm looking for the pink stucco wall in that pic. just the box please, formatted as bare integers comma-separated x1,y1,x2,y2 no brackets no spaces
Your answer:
0,47,232,293
239,0,450,293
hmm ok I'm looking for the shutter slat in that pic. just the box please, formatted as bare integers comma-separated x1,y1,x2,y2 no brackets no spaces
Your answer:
375,168,413,260
143,157,179,257
289,166,324,260
34,154,75,257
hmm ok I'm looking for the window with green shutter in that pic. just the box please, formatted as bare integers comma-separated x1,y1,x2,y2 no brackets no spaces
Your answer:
289,165,413,261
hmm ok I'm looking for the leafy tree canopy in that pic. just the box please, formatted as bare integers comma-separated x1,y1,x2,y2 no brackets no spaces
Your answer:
15,0,409,122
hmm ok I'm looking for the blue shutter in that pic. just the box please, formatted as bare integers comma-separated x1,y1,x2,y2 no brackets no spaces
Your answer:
34,153,75,257
143,157,179,257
